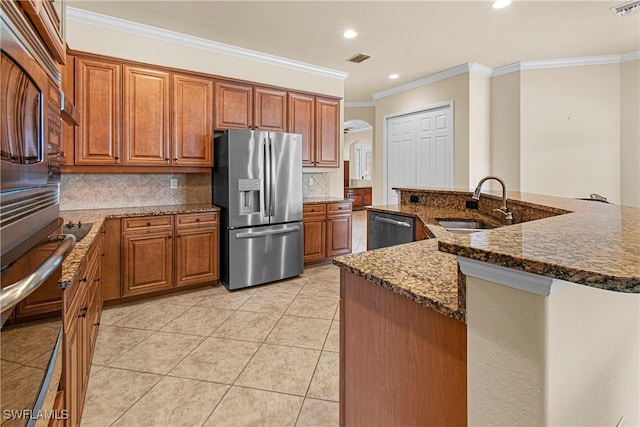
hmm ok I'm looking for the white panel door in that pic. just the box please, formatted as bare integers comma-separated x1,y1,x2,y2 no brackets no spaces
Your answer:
416,107,453,189
387,115,416,204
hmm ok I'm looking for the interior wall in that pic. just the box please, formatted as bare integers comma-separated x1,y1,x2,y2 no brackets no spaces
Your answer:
490,72,521,191
620,59,640,207
520,64,621,203
373,73,470,204
66,17,346,199
468,73,492,189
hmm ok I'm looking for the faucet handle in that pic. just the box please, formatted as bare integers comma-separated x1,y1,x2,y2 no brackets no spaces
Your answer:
493,208,513,225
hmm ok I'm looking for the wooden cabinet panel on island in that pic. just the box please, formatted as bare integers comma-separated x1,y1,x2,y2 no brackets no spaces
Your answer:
75,57,121,165
172,73,214,166
123,66,171,166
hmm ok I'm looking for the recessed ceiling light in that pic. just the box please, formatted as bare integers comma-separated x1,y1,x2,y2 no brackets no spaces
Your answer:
343,29,358,39
389,74,399,79
492,0,512,9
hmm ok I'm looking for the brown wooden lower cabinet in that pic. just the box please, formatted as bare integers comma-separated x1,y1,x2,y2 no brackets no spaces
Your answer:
122,230,174,297
340,269,467,426
175,224,219,287
303,202,352,265
102,212,219,302
63,228,103,427
344,187,372,210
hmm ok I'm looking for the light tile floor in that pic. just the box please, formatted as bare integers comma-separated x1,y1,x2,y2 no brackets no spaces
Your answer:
82,212,368,427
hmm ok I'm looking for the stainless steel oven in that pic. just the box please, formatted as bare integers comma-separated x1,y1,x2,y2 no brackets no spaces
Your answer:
1,4,74,425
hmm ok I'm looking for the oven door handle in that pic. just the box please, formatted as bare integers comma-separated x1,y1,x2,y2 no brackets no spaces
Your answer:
0,234,76,319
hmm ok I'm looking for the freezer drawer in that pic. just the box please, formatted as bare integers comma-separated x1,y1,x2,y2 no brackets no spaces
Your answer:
226,222,303,290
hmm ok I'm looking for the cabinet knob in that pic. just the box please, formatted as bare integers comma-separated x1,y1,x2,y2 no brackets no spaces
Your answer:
78,313,86,319
174,158,178,162
94,322,100,326
195,218,200,222
165,158,170,164
114,156,119,160
147,222,151,226
79,277,87,283
168,235,172,239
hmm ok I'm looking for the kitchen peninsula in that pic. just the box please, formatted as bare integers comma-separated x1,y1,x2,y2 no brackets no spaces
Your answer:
334,188,640,427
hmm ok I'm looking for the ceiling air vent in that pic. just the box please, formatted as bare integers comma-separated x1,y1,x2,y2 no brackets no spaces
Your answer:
346,53,371,64
611,0,640,16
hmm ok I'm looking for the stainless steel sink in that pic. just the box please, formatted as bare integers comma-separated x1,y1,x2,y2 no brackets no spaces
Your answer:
437,219,495,234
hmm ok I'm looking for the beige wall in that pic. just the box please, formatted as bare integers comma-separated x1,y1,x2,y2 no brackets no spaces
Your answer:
66,18,346,198
373,73,470,204
490,72,521,191
520,64,621,203
468,73,492,188
620,60,640,207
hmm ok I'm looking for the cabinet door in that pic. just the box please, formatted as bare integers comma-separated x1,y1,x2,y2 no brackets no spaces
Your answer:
75,57,121,165
254,86,286,131
175,226,219,287
63,286,87,427
303,217,326,264
363,188,372,206
172,73,213,166
327,213,352,257
123,66,170,165
287,92,315,167
315,96,340,167
122,231,174,296
12,242,62,318
214,81,253,130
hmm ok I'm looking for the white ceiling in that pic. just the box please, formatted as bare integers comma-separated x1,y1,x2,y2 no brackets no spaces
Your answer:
66,1,640,102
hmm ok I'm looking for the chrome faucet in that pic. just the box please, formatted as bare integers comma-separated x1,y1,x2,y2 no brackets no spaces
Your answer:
472,176,513,225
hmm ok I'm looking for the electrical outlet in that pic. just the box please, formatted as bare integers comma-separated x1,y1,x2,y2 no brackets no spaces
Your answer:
170,178,178,189
410,195,419,203
309,177,314,186
466,200,479,209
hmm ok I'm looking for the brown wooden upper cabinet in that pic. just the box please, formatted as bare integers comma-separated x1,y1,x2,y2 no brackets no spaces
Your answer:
123,65,171,166
172,73,214,167
75,57,122,165
254,86,287,132
214,81,253,130
214,81,288,132
288,93,340,168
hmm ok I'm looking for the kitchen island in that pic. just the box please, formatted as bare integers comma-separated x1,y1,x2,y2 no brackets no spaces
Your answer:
334,188,640,426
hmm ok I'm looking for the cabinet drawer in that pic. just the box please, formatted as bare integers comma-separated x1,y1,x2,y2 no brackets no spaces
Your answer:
327,202,352,215
303,204,326,218
122,215,173,232
176,212,218,228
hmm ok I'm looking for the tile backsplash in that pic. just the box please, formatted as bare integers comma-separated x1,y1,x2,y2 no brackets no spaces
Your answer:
60,173,211,210
61,172,328,211
303,173,329,198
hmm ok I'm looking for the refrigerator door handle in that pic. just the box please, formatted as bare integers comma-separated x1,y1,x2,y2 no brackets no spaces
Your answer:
235,225,301,239
262,134,270,219
269,135,276,219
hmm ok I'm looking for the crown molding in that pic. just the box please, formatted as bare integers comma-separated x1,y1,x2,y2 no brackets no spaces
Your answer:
469,63,493,77
372,63,475,100
345,101,375,108
621,51,640,62
66,7,348,80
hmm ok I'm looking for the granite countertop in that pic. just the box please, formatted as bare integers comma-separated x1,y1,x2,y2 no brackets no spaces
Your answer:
59,204,220,283
335,189,640,322
303,197,351,204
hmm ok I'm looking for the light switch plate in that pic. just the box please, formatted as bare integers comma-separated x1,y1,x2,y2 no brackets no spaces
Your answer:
170,178,178,189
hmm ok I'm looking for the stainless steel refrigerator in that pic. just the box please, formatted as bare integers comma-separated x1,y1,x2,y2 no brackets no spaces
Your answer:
212,129,304,290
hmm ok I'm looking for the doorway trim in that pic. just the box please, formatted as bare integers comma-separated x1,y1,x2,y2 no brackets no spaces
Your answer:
382,100,455,204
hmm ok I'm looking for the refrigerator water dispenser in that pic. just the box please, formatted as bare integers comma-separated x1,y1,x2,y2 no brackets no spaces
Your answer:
238,178,261,215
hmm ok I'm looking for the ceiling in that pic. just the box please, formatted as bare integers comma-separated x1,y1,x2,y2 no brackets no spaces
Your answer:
66,1,640,102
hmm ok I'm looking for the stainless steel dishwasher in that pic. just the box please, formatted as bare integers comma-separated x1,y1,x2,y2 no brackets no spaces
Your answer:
368,211,415,250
